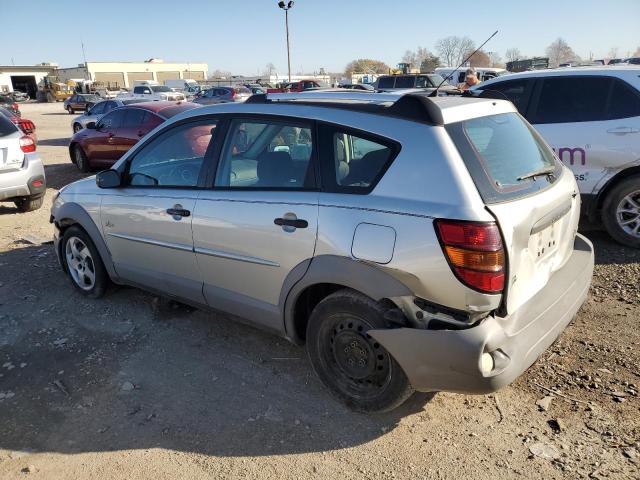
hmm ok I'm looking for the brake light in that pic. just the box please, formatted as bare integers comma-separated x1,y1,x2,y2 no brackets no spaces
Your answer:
18,120,35,134
12,102,19,112
19,136,36,153
230,88,237,98
435,220,505,293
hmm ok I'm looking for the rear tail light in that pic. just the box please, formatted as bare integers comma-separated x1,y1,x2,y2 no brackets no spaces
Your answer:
18,120,35,134
19,135,36,153
12,102,19,112
435,220,505,294
230,88,237,99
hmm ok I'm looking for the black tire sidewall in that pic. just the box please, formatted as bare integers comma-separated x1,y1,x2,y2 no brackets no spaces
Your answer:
61,226,108,298
74,145,89,172
306,290,413,413
601,176,640,248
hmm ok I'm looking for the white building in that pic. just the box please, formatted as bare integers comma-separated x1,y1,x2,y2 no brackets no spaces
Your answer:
0,63,58,98
56,60,209,89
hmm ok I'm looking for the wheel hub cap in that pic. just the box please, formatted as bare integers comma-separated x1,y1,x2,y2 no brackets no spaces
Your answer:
616,190,640,238
333,331,375,379
65,236,95,291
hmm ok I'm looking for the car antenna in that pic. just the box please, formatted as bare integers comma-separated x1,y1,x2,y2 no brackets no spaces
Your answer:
429,30,499,97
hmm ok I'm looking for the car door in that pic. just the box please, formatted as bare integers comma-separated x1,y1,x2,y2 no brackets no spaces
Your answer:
112,108,162,157
527,75,640,195
82,109,125,165
192,116,319,331
101,117,219,303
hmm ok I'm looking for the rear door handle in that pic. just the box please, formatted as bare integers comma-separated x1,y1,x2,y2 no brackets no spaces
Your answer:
274,217,308,229
607,126,640,134
167,207,191,218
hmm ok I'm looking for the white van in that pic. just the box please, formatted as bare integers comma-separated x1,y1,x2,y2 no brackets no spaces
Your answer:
165,79,201,97
435,67,507,85
474,66,640,248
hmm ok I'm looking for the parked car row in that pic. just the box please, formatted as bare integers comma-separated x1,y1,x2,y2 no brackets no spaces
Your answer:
0,106,37,144
71,98,153,133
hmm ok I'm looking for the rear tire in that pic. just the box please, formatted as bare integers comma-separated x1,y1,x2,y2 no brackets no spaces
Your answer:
73,144,90,172
601,175,640,248
61,226,108,298
306,289,414,413
14,195,43,212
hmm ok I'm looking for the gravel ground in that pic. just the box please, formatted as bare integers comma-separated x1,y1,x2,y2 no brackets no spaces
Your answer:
0,102,638,479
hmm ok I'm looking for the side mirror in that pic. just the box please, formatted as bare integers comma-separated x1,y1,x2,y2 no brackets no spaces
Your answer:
96,169,121,189
86,121,96,129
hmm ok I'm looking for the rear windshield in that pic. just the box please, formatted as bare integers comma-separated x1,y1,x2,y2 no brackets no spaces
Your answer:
122,98,153,105
151,86,172,92
377,77,395,89
0,114,18,137
235,87,252,94
446,112,561,203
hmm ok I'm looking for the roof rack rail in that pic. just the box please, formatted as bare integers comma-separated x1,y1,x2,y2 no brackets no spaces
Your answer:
244,92,444,125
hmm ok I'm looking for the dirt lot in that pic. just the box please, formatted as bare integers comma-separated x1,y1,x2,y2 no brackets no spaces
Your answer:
0,102,638,479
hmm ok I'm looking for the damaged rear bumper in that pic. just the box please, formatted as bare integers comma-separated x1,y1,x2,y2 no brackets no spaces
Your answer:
369,233,594,394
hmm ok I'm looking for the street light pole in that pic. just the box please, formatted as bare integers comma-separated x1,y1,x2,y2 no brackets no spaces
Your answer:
278,1,294,82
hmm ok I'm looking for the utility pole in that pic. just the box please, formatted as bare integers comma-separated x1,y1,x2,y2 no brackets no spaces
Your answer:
278,1,294,82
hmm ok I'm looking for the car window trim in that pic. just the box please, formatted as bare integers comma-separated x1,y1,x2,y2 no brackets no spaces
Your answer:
316,121,402,195
120,115,223,190
208,113,320,192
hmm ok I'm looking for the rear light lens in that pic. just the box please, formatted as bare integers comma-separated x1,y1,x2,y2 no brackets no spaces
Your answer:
230,88,237,98
19,136,36,153
435,220,505,294
12,102,19,112
18,120,35,134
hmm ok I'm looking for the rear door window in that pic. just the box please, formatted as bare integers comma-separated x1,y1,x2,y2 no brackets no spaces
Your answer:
122,108,147,128
394,76,415,89
531,76,611,123
318,124,399,194
446,112,561,203
377,77,395,89
97,110,125,130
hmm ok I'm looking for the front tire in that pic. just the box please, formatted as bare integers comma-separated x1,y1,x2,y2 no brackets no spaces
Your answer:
14,195,43,212
306,289,414,413
73,144,90,172
73,123,82,133
601,175,640,248
67,106,74,114
61,226,108,298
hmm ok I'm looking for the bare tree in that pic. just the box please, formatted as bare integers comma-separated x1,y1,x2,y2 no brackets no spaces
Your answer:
633,46,640,57
403,46,439,71
546,38,579,67
436,36,474,67
210,69,232,79
607,47,619,59
505,48,522,63
463,49,491,68
488,51,503,68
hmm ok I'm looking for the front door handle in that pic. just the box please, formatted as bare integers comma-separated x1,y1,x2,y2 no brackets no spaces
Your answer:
607,126,640,134
274,217,308,229
167,207,191,218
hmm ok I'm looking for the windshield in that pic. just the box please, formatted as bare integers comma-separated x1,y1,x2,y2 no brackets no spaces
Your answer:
446,112,560,203
151,86,172,93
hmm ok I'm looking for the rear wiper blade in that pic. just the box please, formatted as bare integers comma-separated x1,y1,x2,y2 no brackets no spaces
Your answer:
517,167,556,182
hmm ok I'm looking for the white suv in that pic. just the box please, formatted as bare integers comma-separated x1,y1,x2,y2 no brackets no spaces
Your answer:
474,66,640,247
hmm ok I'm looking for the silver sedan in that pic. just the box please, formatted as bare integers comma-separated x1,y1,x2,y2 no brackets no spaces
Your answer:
71,98,153,133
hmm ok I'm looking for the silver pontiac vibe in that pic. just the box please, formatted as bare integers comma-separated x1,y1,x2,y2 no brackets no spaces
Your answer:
51,90,594,412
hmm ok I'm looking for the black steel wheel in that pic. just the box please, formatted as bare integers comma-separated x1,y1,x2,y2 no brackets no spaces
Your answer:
306,289,413,412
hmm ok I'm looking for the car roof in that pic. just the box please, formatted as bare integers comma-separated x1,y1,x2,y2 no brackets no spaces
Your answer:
169,90,516,126
122,101,201,118
477,65,640,89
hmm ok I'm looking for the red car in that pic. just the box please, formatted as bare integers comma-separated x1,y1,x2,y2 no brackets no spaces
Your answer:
68,101,200,172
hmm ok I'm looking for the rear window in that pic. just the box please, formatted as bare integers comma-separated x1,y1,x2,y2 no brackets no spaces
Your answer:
157,103,200,119
394,76,415,89
0,114,18,137
446,112,561,203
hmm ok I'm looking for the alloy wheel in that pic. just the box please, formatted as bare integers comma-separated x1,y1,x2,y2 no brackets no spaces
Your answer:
616,190,640,238
65,236,96,291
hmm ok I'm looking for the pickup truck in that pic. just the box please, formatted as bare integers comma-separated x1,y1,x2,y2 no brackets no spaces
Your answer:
128,85,186,101
266,80,322,93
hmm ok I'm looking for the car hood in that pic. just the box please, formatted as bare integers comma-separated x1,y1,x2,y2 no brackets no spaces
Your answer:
59,175,97,196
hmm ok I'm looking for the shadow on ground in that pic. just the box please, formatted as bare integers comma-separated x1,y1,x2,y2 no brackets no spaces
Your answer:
38,138,71,147
583,230,640,265
0,245,434,459
44,163,90,190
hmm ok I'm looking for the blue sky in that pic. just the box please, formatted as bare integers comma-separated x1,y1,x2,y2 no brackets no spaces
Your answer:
1,0,638,74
